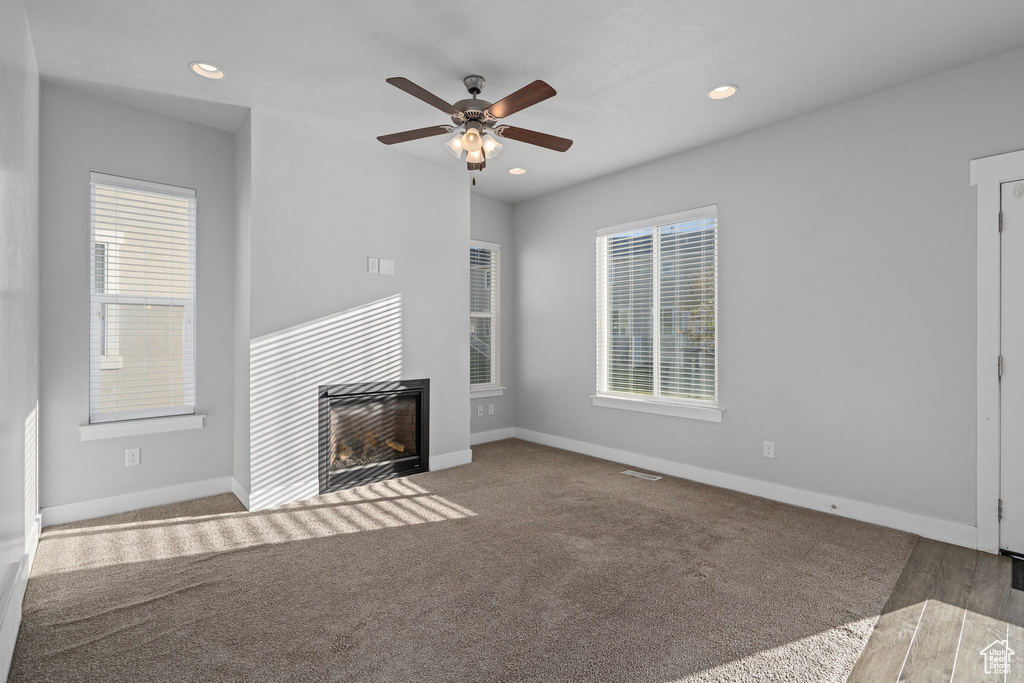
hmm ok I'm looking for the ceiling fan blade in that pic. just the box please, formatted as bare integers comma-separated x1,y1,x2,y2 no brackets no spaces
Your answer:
386,77,461,116
485,80,557,119
495,126,573,152
377,126,452,145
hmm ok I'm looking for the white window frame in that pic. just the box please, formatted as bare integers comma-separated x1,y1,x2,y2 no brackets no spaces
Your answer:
594,205,722,423
470,239,504,396
88,172,197,424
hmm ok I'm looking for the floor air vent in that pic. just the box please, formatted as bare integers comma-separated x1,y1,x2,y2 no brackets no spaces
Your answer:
622,470,661,481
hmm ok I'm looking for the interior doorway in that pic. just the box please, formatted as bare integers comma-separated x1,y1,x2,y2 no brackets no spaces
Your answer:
1000,178,1024,554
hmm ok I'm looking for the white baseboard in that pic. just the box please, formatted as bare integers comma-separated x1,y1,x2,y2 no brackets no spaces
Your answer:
231,477,251,510
514,428,979,549
470,427,516,445
430,449,473,471
1,514,40,682
41,477,234,527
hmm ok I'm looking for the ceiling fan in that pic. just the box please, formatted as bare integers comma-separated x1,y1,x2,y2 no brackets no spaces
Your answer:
377,75,573,171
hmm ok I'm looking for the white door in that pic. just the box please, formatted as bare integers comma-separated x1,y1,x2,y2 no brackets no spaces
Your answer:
1000,179,1024,553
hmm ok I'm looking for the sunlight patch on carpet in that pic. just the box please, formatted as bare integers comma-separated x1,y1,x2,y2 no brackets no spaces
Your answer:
35,478,475,576
671,616,880,682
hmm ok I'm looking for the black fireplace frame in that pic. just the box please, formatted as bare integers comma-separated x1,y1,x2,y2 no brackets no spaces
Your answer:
317,379,430,494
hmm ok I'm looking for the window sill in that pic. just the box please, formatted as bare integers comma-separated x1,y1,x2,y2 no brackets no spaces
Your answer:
591,395,722,423
471,386,506,399
100,355,124,370
80,414,205,441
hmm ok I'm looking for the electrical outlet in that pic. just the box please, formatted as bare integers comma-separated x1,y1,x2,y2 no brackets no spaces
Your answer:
476,405,483,417
488,403,494,416
367,257,379,273
126,447,141,467
763,441,775,459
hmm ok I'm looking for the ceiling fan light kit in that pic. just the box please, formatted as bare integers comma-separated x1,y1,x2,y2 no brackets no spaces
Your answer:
377,74,573,172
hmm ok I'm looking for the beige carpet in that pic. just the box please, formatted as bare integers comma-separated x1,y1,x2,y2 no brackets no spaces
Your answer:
11,439,915,682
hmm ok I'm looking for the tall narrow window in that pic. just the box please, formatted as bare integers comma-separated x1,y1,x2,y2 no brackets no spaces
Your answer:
596,206,717,406
470,241,500,388
89,173,197,423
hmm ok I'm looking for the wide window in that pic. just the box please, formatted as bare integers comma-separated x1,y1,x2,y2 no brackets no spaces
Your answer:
89,173,196,423
470,241,500,388
596,205,718,411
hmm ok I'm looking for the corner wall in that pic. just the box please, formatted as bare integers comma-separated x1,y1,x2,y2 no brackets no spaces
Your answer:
470,195,515,437
243,112,471,510
38,85,236,511
0,0,39,677
513,46,1024,531
233,113,252,500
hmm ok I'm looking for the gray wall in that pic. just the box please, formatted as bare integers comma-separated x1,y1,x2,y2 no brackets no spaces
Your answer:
514,47,1024,527
39,84,236,507
243,112,470,509
0,0,39,583
470,195,515,433
233,113,252,492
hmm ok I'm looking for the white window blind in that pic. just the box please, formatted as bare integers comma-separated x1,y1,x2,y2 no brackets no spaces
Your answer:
597,205,717,405
89,172,197,423
470,241,500,387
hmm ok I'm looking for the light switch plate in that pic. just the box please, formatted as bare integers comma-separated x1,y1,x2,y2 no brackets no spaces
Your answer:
367,257,379,273
380,258,394,275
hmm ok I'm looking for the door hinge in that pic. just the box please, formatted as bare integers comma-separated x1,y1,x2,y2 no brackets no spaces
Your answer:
999,498,1003,521
999,211,1004,232
999,355,1004,379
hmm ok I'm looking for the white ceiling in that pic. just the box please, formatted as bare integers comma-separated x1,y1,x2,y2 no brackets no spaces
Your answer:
23,0,1024,204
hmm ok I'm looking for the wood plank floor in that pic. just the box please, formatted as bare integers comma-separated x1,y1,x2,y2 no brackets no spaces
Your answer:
849,539,1024,682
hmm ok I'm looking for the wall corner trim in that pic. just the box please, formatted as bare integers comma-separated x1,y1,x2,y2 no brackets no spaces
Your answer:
513,428,979,549
231,477,251,510
470,427,516,445
430,449,473,471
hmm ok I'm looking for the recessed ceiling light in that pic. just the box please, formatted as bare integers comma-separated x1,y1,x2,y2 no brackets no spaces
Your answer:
508,168,526,175
189,62,225,79
708,84,738,100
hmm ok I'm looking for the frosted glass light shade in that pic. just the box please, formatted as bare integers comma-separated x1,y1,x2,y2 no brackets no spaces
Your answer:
462,127,483,153
465,149,484,164
444,134,464,158
482,135,503,160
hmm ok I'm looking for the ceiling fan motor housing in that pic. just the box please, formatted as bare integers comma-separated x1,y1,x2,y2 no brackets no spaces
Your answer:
453,75,498,126
452,100,496,126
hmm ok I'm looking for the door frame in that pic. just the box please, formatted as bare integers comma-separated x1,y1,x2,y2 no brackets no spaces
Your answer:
972,148,1024,553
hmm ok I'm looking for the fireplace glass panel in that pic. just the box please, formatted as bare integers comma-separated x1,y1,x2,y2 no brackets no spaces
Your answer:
328,394,419,471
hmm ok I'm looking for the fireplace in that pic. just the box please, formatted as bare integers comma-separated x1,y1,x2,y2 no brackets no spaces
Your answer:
317,379,429,493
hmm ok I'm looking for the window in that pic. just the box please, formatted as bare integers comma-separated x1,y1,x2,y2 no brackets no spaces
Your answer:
470,241,500,388
89,172,196,423
596,205,718,412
